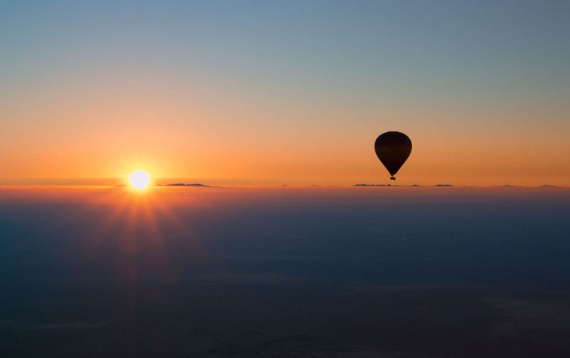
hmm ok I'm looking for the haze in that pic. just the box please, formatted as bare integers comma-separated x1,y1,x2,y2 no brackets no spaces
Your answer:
2,186,570,357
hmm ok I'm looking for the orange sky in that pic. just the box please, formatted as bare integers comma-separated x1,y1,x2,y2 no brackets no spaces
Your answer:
1,85,567,187
1,2,569,187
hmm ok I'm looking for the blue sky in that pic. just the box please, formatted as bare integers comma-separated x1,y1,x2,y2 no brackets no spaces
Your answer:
1,1,569,184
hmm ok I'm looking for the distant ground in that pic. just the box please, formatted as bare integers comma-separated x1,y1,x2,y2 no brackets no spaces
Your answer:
1,187,569,357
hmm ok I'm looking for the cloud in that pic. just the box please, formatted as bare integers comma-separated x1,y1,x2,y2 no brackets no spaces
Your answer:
159,183,209,187
354,183,394,186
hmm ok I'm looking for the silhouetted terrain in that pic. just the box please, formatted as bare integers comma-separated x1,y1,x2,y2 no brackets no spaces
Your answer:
1,187,569,357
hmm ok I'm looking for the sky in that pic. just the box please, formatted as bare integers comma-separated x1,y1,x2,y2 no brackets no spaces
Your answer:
1,0,569,186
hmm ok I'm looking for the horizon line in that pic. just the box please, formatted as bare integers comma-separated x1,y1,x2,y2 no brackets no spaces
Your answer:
0,178,566,189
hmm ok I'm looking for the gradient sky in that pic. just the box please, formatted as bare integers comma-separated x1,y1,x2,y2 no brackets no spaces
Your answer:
1,0,569,186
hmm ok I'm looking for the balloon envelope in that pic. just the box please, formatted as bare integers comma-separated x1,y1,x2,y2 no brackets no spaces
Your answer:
374,131,412,179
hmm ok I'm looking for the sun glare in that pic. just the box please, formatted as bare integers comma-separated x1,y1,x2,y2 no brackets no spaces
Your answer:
128,170,151,190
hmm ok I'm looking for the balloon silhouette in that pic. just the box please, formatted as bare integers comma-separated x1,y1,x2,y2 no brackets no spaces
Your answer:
374,131,412,180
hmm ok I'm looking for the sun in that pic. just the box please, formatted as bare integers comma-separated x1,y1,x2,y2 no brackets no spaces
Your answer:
128,170,151,190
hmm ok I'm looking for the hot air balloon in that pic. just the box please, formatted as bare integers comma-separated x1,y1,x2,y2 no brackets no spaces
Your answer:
375,131,412,180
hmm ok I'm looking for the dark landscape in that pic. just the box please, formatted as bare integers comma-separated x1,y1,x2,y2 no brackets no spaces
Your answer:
1,187,569,357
